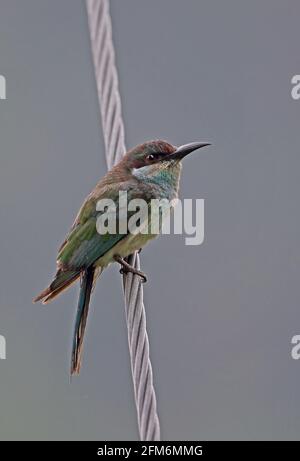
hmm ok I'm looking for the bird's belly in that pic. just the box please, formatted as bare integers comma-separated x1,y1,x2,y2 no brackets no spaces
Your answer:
95,232,157,268
95,198,177,268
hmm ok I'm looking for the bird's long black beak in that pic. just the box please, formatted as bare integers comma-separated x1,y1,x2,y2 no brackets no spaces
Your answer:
168,142,211,160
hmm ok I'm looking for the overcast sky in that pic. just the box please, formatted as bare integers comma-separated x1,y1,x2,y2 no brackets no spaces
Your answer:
0,0,299,440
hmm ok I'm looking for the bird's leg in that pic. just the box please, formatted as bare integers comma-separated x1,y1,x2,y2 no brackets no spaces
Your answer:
113,255,147,283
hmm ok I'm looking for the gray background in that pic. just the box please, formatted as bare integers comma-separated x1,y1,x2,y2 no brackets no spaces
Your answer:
0,0,299,440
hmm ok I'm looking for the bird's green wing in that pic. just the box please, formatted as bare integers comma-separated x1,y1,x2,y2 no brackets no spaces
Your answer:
58,217,124,269
57,194,97,252
57,185,150,270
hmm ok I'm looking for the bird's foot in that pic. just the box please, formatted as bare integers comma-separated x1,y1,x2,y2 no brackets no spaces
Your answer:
114,255,147,283
119,267,147,283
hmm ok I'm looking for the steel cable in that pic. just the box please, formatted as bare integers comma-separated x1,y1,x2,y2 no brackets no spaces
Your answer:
86,0,161,441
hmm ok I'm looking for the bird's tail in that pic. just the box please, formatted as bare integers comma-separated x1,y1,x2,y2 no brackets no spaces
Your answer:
70,266,100,375
33,269,80,304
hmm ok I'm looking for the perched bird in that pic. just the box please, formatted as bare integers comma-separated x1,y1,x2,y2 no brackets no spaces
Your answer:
34,140,210,374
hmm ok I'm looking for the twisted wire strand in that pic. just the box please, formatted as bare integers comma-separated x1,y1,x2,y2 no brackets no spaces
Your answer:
86,0,160,441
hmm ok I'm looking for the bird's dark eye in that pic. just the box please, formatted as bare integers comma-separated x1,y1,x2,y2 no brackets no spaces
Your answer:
147,154,155,161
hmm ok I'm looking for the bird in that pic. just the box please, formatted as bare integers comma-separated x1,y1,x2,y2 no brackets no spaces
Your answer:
33,140,210,375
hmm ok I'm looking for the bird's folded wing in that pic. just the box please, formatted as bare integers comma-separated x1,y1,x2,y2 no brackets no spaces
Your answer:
56,188,151,270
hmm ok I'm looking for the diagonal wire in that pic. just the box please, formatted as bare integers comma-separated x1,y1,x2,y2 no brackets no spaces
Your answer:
85,0,160,441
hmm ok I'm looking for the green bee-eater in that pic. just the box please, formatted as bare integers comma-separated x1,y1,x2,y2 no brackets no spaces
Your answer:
34,140,210,374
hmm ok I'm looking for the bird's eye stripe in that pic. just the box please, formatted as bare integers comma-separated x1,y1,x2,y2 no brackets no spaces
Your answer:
148,152,166,158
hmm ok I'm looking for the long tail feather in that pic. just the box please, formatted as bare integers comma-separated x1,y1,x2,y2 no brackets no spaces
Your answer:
70,266,96,375
33,270,79,304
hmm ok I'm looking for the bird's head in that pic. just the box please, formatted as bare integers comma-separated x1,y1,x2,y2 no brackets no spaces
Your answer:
123,140,210,171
